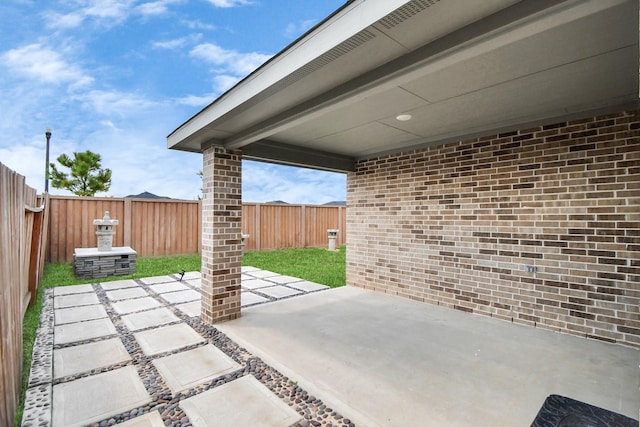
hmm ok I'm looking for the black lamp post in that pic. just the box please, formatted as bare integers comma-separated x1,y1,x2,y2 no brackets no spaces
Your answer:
45,128,52,193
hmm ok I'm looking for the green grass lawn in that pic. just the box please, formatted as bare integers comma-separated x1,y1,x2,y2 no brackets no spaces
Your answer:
16,247,345,425
242,245,346,288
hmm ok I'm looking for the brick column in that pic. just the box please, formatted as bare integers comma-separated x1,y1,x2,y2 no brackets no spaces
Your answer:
201,146,242,324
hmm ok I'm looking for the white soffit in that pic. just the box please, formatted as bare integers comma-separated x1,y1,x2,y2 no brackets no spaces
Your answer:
267,0,637,158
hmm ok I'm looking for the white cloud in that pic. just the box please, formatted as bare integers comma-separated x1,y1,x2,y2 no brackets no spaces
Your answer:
152,38,188,50
213,74,240,93
283,19,317,39
1,43,93,87
137,0,182,16
44,0,135,29
0,143,48,192
89,123,202,199
44,12,85,29
242,161,346,204
82,0,134,20
190,42,271,76
204,0,251,8
152,34,201,50
0,133,78,194
77,89,159,116
43,0,179,29
176,94,214,107
182,19,216,31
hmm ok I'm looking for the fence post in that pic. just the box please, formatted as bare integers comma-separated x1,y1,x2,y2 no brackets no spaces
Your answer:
38,193,50,271
27,204,44,306
123,198,132,247
338,205,344,246
255,203,261,251
300,204,306,248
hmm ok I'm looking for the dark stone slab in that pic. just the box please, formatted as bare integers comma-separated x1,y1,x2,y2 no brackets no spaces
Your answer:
531,394,637,427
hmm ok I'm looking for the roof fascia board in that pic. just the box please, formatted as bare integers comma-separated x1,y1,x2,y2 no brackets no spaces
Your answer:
168,0,411,148
242,140,355,172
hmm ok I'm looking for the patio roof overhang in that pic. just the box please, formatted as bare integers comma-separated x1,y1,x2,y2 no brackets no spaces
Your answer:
167,0,639,173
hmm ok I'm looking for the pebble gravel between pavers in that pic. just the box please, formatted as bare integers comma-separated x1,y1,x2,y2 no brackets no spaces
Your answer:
23,272,349,427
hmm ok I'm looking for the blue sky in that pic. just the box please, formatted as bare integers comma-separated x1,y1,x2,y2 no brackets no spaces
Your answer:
0,0,347,203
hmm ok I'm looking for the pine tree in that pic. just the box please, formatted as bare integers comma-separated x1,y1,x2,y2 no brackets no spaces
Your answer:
50,150,112,196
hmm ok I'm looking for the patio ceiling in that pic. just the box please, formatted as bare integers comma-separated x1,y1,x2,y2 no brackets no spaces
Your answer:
168,0,639,172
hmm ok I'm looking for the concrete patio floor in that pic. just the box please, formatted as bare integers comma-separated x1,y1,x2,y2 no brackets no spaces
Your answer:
217,286,640,427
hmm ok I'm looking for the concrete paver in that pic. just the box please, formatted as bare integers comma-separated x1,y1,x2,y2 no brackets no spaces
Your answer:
241,278,276,290
152,344,240,393
287,280,329,292
53,284,94,296
54,317,117,345
263,275,303,285
106,287,149,301
159,289,200,304
121,307,180,331
180,271,201,280
174,301,200,317
243,270,280,279
184,278,201,289
118,411,165,427
54,338,130,379
139,275,175,285
101,279,139,290
112,297,162,314
54,292,100,309
241,292,269,306
52,366,151,427
148,282,190,294
54,305,107,325
179,375,300,427
258,285,304,299
241,266,260,272
134,323,205,356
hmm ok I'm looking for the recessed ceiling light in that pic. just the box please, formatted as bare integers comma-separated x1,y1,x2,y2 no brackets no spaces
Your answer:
396,114,412,122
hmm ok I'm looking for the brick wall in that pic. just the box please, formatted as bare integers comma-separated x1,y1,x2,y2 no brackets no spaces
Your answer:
347,110,640,348
201,146,242,324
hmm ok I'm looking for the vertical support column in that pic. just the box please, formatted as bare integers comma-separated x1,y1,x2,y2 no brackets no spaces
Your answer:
201,146,242,324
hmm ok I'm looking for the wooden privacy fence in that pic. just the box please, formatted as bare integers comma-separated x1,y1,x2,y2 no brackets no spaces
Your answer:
242,203,346,251
48,196,202,263
0,163,47,427
48,197,346,263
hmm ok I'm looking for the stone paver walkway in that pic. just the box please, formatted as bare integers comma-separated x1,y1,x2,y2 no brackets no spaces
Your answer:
22,268,352,427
